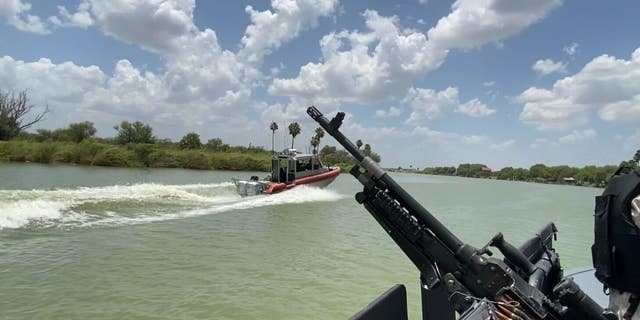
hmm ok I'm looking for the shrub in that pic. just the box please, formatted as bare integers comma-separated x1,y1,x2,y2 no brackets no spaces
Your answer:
179,132,202,149
148,149,181,168
70,141,106,165
33,142,58,163
114,121,155,144
67,121,97,143
92,147,136,167
127,143,156,167
180,151,209,170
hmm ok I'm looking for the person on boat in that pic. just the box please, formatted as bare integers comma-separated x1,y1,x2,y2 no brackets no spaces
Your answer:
593,167,640,320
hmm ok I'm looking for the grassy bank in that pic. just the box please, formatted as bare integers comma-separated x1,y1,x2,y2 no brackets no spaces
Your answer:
0,140,272,171
403,163,620,188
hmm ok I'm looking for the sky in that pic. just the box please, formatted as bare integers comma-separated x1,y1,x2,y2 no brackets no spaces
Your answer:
1,0,639,170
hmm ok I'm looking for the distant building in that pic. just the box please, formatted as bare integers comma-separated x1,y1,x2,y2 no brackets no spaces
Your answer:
563,177,576,184
481,166,492,173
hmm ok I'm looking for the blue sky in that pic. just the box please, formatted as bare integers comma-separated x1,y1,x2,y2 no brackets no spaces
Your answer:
1,0,639,169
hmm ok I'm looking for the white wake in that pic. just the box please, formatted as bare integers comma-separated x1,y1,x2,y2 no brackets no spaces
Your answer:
0,183,344,230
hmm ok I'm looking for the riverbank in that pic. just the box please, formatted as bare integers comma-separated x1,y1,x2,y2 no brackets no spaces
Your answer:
390,165,618,188
0,140,272,171
0,140,621,187
0,140,359,173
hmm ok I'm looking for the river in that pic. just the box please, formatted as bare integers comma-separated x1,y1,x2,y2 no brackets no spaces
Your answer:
0,163,601,319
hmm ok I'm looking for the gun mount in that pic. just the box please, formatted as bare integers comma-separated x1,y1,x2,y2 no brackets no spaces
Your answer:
307,106,615,320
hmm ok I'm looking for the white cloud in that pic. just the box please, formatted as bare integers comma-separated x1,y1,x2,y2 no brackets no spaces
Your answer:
532,59,567,76
463,135,489,144
0,56,105,104
270,10,446,104
490,139,515,151
598,95,640,123
86,0,196,54
405,87,494,125
558,129,596,143
0,0,49,34
405,87,459,124
563,42,578,56
455,98,496,117
270,0,561,106
342,119,520,168
0,55,257,142
530,138,549,149
529,129,596,149
427,0,562,50
239,0,337,65
375,106,402,118
49,1,94,28
519,47,640,130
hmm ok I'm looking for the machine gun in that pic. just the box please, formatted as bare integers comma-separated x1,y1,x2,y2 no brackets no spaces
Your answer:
307,106,614,320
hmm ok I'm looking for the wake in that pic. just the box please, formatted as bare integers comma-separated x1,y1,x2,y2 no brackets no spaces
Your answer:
0,183,344,230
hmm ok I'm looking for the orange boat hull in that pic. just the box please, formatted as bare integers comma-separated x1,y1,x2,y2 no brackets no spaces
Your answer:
266,167,341,194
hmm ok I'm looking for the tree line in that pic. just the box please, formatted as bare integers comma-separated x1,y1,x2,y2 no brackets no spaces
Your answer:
0,89,379,171
419,161,635,188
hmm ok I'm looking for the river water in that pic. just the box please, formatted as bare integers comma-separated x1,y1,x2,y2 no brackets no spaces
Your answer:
0,163,601,319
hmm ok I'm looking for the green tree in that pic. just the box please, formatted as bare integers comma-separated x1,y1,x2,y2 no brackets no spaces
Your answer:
363,144,371,155
512,168,530,181
0,90,49,140
114,121,155,144
619,160,638,171
547,165,577,183
35,129,53,142
310,136,320,153
179,132,203,149
311,127,325,153
497,167,516,180
206,138,230,152
320,145,356,165
269,122,278,152
362,143,381,163
529,163,549,181
634,150,640,164
67,121,97,143
288,122,301,149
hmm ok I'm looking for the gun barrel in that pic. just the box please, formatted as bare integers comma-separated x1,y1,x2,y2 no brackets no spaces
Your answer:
307,106,464,252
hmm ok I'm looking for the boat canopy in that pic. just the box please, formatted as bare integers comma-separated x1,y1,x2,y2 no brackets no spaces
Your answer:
271,149,326,184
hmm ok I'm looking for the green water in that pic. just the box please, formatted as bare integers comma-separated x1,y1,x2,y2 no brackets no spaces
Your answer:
0,163,601,319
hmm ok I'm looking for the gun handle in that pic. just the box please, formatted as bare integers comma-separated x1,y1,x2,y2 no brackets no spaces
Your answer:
490,233,535,275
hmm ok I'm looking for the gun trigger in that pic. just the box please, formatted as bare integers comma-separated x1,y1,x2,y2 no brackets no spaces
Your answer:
477,242,494,256
480,248,493,256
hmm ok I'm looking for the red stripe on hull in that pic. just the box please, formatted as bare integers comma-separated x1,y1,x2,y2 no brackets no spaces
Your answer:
266,167,341,194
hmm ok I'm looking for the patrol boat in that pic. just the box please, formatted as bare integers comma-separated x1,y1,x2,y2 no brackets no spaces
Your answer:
233,148,340,196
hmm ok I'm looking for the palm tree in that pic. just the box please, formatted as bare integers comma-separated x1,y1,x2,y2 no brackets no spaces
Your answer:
288,122,301,149
314,127,325,153
269,122,278,152
364,144,371,155
310,136,320,154
356,139,363,149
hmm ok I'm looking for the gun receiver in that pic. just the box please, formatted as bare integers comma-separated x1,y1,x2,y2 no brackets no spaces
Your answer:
307,106,611,320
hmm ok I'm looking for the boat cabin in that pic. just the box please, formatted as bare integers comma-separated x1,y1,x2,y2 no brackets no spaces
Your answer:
271,149,327,185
